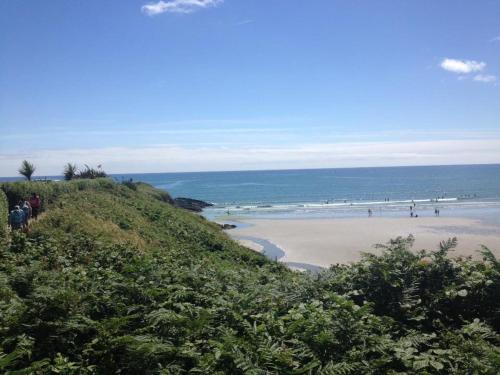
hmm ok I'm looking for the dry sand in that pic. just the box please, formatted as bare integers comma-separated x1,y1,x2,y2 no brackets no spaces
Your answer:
230,217,500,267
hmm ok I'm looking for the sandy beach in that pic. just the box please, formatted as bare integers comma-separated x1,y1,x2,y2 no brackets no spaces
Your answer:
230,216,500,268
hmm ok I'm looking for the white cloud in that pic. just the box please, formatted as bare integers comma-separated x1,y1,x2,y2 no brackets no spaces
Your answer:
440,58,486,74
473,74,497,83
141,0,223,15
2,139,500,176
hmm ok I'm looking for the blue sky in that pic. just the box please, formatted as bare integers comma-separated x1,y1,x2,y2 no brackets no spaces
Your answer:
1,0,500,175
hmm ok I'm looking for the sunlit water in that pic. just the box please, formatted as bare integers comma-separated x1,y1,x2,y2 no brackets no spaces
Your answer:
3,164,500,223
118,164,500,223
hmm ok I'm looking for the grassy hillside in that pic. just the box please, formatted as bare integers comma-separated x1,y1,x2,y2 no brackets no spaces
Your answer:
0,180,498,374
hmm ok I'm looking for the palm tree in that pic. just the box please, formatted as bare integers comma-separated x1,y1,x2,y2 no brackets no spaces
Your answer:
18,160,36,181
63,163,78,181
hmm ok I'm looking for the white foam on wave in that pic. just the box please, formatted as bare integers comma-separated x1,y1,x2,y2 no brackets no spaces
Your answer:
207,196,500,216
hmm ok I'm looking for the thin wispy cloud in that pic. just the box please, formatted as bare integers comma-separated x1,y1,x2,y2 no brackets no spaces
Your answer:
2,139,500,175
473,74,497,83
5,128,500,143
491,36,500,42
234,19,254,26
141,0,223,15
440,58,486,74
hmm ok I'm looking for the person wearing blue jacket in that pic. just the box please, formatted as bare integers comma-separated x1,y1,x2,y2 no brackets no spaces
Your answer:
8,205,25,230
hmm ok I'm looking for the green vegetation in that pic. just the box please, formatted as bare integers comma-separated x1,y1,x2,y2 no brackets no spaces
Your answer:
63,164,107,181
0,190,7,241
0,180,498,374
77,165,107,179
63,163,78,181
18,160,36,181
1,179,126,213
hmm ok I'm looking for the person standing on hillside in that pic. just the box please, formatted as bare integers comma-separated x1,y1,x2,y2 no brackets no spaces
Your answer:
29,193,41,219
8,205,25,231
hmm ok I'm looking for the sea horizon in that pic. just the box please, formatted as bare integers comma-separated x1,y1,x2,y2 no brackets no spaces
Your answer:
2,161,500,180
3,163,500,223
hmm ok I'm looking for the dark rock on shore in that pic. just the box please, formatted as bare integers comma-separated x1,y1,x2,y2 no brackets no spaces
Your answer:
173,197,213,212
219,223,237,230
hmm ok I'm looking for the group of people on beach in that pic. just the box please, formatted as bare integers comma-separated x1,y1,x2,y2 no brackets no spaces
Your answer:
410,201,417,217
367,199,442,218
7,193,41,231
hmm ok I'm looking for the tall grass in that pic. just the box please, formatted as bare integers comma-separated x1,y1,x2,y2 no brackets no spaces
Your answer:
76,165,107,179
0,178,116,211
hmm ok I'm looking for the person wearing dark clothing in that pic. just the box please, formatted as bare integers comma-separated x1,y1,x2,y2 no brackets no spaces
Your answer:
8,205,25,230
29,193,41,219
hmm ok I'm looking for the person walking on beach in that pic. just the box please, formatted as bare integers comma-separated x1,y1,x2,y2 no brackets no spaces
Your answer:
8,205,25,231
29,193,41,219
368,208,372,217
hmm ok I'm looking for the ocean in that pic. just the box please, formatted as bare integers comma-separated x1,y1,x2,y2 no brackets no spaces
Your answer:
3,164,500,221
116,164,500,222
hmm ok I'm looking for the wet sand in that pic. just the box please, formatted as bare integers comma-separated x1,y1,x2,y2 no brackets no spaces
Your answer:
230,217,500,267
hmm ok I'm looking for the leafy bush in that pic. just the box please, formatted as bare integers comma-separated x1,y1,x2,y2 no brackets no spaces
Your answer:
318,236,500,330
121,179,138,191
0,180,498,374
76,165,107,179
63,163,78,181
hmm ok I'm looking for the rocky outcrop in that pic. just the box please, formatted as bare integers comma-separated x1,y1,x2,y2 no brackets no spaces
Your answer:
173,197,213,212
219,223,237,230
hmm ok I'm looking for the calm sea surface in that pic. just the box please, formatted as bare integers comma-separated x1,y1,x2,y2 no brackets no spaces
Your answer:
117,164,500,221
3,165,500,220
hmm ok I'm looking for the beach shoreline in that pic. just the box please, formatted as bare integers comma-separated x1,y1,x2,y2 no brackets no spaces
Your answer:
227,216,500,268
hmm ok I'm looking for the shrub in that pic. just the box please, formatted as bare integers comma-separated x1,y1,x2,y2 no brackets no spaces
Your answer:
0,190,7,240
121,179,138,191
0,180,498,374
76,165,107,179
63,163,78,181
